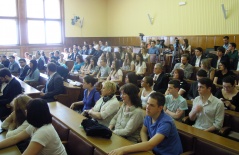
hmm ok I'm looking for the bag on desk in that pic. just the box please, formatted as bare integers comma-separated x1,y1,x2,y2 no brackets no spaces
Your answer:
81,118,112,139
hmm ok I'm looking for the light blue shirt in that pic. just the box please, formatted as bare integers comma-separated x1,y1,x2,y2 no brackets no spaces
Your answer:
165,94,188,121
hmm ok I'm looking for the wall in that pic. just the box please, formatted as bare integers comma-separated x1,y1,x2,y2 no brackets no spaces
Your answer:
64,0,107,37
106,0,239,36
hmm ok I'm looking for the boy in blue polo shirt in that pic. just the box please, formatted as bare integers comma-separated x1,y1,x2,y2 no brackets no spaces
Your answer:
109,92,182,155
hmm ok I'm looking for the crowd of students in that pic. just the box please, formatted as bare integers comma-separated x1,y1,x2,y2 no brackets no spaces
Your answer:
0,35,238,154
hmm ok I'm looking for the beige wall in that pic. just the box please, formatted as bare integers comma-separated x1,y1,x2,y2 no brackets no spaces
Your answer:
65,0,239,37
64,0,107,37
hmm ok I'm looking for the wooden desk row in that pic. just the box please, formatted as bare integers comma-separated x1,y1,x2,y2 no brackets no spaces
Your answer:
14,76,41,98
48,101,153,155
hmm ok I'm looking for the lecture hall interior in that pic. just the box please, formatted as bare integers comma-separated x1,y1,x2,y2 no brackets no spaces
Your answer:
0,0,239,155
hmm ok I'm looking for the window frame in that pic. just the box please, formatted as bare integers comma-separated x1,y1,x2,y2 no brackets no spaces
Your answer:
0,0,64,47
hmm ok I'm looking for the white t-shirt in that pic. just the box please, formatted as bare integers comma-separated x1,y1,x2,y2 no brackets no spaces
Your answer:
25,124,67,155
135,61,147,75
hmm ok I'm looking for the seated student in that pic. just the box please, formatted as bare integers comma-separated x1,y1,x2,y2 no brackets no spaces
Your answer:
215,76,239,112
0,68,22,118
58,53,66,67
109,92,183,155
0,98,67,155
35,51,45,71
151,63,169,94
171,54,193,79
135,53,147,79
8,55,20,74
1,55,10,68
109,83,144,143
164,80,188,121
97,58,111,81
106,52,114,67
200,58,215,80
141,46,149,62
140,76,155,109
114,52,123,67
187,69,208,100
24,60,40,83
51,60,69,80
107,61,123,84
211,46,229,69
213,61,235,85
125,72,138,87
71,55,85,73
83,81,120,127
1,95,31,138
166,69,189,98
79,56,91,76
181,39,191,52
92,44,103,59
190,47,206,67
18,58,30,81
225,42,238,70
189,78,224,132
88,57,99,77
121,52,135,71
40,63,64,102
70,75,101,112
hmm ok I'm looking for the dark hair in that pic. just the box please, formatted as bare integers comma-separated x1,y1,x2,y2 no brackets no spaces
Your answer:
168,80,180,89
174,69,184,81
195,47,203,53
144,76,153,87
181,54,190,61
197,69,207,77
55,50,60,55
90,57,97,68
112,61,121,76
136,53,143,66
84,75,97,86
183,39,189,49
106,52,113,66
120,83,142,108
223,36,229,40
222,75,236,86
217,46,226,53
0,68,11,78
149,92,165,107
151,40,156,44
124,52,132,66
28,60,38,77
84,56,91,65
47,62,57,72
76,55,84,63
9,55,15,59
2,55,6,58
219,61,230,70
114,52,121,60
198,77,213,89
229,43,236,48
19,58,26,63
126,72,138,86
26,98,52,128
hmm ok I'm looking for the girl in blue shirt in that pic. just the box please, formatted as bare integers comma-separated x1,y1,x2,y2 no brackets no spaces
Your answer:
70,75,100,112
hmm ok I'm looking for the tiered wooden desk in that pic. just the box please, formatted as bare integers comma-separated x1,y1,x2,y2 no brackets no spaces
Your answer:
14,76,41,98
0,122,21,155
48,101,153,155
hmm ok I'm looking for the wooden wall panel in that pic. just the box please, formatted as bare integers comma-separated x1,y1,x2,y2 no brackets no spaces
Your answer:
64,34,239,52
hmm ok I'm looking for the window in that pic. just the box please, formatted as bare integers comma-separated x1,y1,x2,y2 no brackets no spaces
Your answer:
26,0,62,44
0,0,18,45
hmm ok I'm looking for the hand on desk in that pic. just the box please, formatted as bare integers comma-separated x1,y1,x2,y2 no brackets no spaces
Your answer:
40,92,45,96
108,148,124,155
